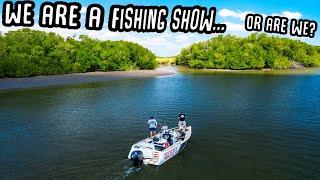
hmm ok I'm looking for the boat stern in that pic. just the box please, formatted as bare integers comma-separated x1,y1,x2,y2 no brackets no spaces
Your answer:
128,142,155,166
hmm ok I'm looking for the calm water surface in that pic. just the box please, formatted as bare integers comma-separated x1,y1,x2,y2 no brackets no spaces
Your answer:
1,72,320,179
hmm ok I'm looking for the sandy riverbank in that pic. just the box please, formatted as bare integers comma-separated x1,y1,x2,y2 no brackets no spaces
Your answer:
0,69,175,91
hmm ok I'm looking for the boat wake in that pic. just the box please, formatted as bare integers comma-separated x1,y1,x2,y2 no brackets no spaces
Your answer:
123,165,142,177
51,158,132,179
105,159,144,179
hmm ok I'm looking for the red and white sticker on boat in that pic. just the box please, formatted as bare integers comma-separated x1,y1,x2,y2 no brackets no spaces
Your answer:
164,147,178,160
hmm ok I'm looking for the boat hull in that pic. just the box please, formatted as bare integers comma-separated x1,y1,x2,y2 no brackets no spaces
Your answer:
128,126,192,166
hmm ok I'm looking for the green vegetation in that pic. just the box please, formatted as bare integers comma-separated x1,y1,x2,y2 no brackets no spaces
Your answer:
176,33,320,70
156,57,176,65
0,29,156,78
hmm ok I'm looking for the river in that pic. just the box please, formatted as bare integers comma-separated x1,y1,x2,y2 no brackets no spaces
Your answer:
1,71,320,179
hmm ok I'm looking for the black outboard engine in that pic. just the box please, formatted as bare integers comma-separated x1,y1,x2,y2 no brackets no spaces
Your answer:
130,150,143,166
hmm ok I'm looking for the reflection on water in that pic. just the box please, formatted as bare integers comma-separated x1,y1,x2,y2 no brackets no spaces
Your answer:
1,72,320,179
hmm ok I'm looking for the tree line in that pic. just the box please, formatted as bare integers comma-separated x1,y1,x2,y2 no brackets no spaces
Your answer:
176,33,320,70
0,29,157,78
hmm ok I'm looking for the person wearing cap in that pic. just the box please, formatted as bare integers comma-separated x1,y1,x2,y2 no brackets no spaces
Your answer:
147,116,158,137
178,112,186,130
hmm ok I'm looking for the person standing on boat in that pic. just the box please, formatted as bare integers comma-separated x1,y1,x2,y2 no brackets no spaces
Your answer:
178,112,186,129
147,116,158,137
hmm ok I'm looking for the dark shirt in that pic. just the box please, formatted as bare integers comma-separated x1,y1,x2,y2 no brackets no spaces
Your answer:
178,113,186,121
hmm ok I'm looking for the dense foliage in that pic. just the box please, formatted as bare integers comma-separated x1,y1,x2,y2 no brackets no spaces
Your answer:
0,29,156,78
176,33,320,70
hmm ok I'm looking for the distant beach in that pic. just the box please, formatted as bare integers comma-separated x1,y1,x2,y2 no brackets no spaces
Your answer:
0,69,175,91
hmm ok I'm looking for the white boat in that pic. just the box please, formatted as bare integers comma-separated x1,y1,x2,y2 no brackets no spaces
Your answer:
128,126,192,166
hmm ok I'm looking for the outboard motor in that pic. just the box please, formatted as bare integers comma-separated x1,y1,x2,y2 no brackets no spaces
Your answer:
130,150,143,166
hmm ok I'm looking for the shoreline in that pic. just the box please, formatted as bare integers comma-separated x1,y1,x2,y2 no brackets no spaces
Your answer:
1,66,319,92
0,69,175,91
178,67,320,75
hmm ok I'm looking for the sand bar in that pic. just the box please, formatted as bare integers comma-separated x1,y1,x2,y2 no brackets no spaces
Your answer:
0,70,174,91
